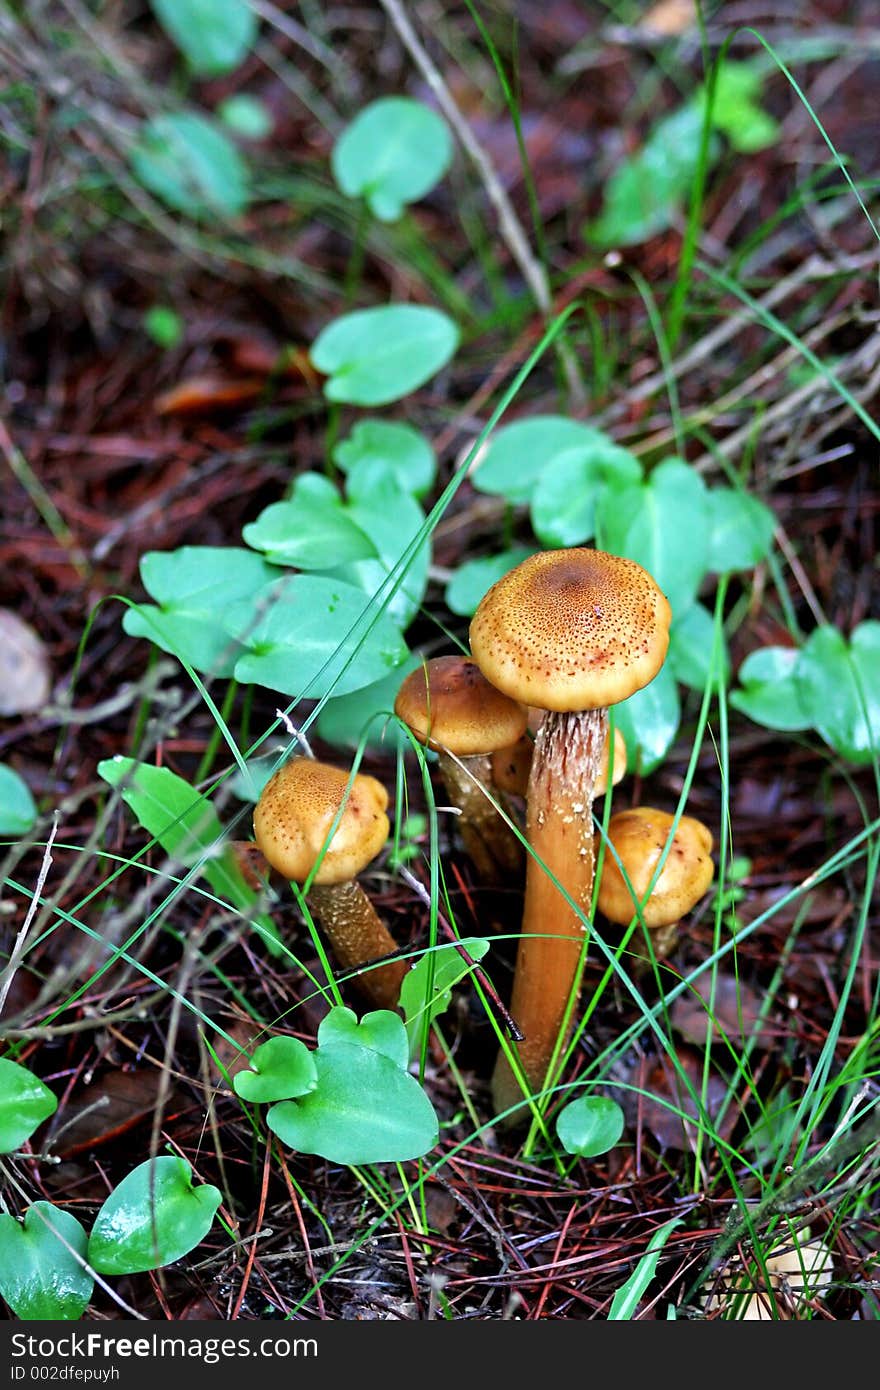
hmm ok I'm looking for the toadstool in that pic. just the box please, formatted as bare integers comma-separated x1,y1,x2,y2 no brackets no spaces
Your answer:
595,806,714,962
394,655,528,882
253,756,406,1009
469,547,671,1118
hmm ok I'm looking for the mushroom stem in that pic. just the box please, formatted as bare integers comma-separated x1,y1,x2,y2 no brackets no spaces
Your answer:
308,881,407,1011
491,707,607,1119
436,751,524,883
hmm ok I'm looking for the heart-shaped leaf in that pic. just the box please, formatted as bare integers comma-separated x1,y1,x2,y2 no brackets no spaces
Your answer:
130,112,250,219
123,546,277,676
706,487,776,572
311,306,458,406
596,456,710,617
729,646,808,731
267,1040,438,1164
473,417,615,505
230,574,408,699
0,764,37,836
400,938,490,1059
318,1006,410,1069
242,473,377,568
331,97,452,222
531,439,642,547
556,1094,625,1157
150,0,257,78
88,1156,221,1275
0,1203,92,1320
334,420,436,500
796,623,880,764
0,1058,57,1152
612,662,681,775
233,1037,318,1103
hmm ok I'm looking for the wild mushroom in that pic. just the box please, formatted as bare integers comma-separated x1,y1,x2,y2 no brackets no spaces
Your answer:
253,756,406,1010
394,654,528,882
702,1226,833,1319
595,806,714,962
469,547,671,1117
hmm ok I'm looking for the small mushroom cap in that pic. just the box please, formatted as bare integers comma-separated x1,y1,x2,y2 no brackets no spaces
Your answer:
394,655,528,755
253,757,390,886
596,806,714,927
595,726,628,796
469,548,672,711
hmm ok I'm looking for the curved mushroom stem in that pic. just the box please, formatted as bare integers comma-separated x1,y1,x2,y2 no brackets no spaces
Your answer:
491,708,607,1121
436,751,524,884
308,881,407,1011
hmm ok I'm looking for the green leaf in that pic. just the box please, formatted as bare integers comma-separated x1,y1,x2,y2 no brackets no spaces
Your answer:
123,545,276,676
242,473,377,568
267,1040,438,1164
327,474,430,629
730,646,811,732
473,416,613,505
0,1058,57,1152
130,112,251,220
334,420,436,500
0,763,37,835
608,1217,684,1319
706,487,776,572
596,456,709,617
0,1203,92,1320
316,652,427,756
331,97,452,222
612,662,681,775
796,623,880,764
668,602,730,692
318,1006,409,1070
555,1094,625,1157
217,94,273,140
88,1156,221,1275
97,758,280,951
230,574,408,699
400,938,490,1060
445,547,539,618
700,60,780,153
233,1037,317,1103
586,104,713,248
311,306,459,407
531,439,642,548
151,0,257,77
143,305,183,348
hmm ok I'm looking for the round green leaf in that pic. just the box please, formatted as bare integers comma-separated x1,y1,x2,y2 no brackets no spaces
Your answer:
612,662,681,775
334,420,436,499
796,622,880,764
311,306,458,407
706,487,776,572
0,764,37,836
473,417,614,505
230,574,408,700
331,97,452,221
267,1041,438,1164
151,0,257,77
233,1037,317,1103
217,94,273,140
556,1095,625,1157
531,440,642,547
242,473,377,568
0,1058,57,1153
143,305,183,348
317,1006,409,1070
668,602,730,692
446,546,539,618
87,1156,221,1276
130,112,250,220
730,646,810,732
0,1203,92,1321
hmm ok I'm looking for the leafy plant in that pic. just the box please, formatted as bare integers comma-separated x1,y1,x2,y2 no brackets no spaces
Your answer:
555,1094,625,1158
0,1058,57,1152
400,938,491,1060
130,112,251,219
150,0,257,78
87,1156,222,1276
331,97,453,222
0,1203,93,1321
310,305,459,406
0,764,37,836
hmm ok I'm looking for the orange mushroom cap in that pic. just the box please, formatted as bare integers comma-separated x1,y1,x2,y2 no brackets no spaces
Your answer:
596,807,714,928
253,757,390,886
394,655,528,755
469,548,672,711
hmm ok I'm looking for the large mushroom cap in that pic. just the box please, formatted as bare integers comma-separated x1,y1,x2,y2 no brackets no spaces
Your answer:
596,807,714,928
394,655,528,755
253,757,390,886
469,548,672,711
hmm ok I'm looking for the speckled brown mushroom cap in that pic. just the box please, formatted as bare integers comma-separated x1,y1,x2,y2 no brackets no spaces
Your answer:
468,548,672,711
394,655,528,755
253,757,390,887
595,807,714,928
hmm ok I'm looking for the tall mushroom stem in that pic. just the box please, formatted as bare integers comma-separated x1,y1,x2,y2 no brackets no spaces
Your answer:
308,881,407,1010
491,707,607,1118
